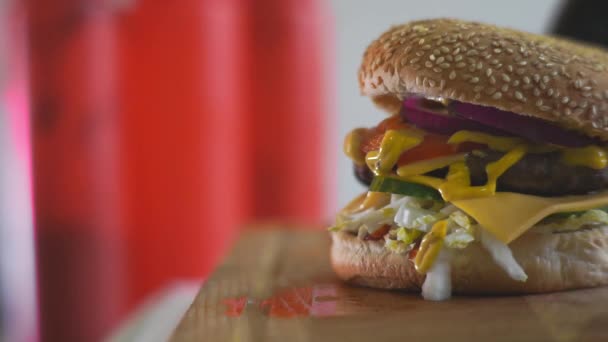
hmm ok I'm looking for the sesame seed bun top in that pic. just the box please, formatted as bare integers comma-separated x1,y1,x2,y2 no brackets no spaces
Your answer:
359,18,608,140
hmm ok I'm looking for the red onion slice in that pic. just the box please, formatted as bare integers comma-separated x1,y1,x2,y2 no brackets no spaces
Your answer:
448,101,597,147
402,98,507,136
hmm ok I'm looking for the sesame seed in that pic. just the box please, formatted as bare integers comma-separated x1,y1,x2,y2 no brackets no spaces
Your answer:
564,108,572,116
428,79,437,87
425,61,433,68
542,75,550,83
429,54,436,61
441,46,450,53
515,91,525,101
523,76,531,84
492,92,503,99
466,49,479,56
418,38,425,45
473,85,483,92
485,87,497,95
470,77,480,83
416,51,425,57
580,100,588,108
540,106,551,112
422,45,432,50
452,48,461,55
440,63,450,69
582,86,593,92
561,96,569,104
486,68,493,77
501,74,511,82
506,65,514,73
436,56,445,64
449,70,457,80
456,62,466,68
533,74,541,83
574,79,583,89
533,88,541,97
433,67,442,73
573,108,585,115
592,105,598,116
536,99,543,107
512,80,520,87
410,57,420,64
501,84,509,92
489,76,497,85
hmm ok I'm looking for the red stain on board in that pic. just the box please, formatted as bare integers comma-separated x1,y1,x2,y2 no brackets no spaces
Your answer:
261,287,313,318
222,296,247,317
223,284,337,318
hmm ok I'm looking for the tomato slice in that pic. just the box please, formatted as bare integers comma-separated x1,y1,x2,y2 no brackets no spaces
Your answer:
359,116,483,167
364,224,391,240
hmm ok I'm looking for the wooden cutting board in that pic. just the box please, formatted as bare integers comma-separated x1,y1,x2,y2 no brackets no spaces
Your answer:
171,228,608,341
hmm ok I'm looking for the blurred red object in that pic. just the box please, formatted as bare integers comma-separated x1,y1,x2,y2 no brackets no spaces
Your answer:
27,0,248,340
248,0,333,225
26,0,331,340
26,1,125,340
115,0,248,310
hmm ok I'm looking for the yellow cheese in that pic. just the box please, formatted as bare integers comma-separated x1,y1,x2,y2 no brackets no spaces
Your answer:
452,191,608,244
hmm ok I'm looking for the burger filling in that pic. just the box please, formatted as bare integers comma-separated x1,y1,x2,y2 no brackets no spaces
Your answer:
331,96,608,300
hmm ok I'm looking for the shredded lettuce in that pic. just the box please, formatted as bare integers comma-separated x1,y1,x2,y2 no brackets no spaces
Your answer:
421,248,452,301
396,227,423,245
536,209,608,233
394,199,446,231
384,239,410,254
480,228,527,282
332,197,409,234
444,229,474,249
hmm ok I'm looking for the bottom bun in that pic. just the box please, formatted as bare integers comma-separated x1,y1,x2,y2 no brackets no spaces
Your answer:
330,227,608,294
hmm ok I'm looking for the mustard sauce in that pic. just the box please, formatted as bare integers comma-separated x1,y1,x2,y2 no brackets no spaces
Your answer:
415,220,448,274
561,146,608,170
343,128,370,166
397,153,466,178
448,131,524,152
367,129,424,175
346,124,607,202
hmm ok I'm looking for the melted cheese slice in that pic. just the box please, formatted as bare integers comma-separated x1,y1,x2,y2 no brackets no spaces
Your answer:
452,191,608,244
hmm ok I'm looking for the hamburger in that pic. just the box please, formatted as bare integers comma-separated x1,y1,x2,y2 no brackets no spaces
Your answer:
329,18,608,300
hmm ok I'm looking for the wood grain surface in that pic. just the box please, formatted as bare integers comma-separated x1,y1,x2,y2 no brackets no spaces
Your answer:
171,229,608,342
